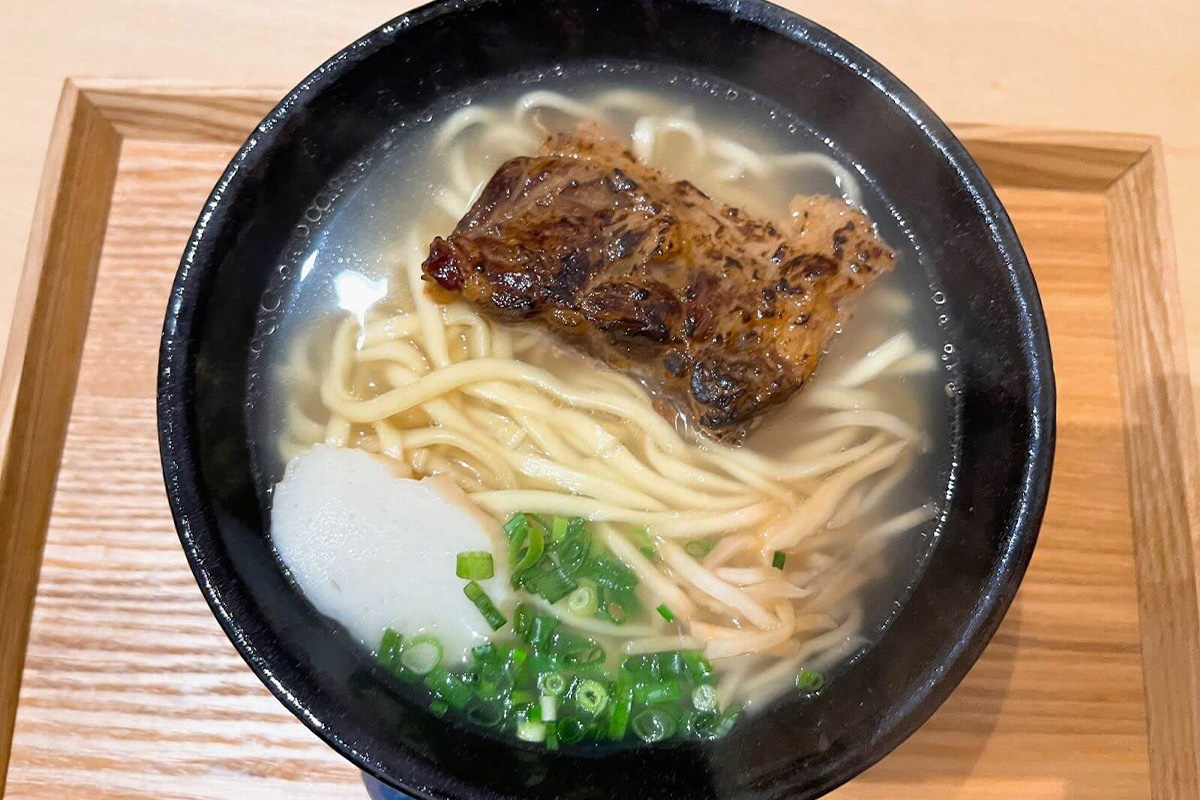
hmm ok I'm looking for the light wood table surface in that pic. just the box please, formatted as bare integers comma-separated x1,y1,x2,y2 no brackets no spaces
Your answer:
2,0,1199,393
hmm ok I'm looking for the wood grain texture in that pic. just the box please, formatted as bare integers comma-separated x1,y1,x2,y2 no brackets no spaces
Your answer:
75,80,279,144
953,126,1151,192
5,139,364,800
6,92,1196,797
1105,144,1200,800
0,80,121,794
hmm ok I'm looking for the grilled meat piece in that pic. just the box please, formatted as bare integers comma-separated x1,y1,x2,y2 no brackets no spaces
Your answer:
422,131,894,442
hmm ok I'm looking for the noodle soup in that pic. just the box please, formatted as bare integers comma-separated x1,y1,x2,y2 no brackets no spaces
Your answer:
249,62,957,747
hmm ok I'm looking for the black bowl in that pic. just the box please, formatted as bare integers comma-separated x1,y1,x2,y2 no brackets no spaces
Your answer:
157,1,1055,798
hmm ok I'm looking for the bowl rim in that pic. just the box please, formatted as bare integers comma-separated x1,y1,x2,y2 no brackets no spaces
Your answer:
158,0,1056,797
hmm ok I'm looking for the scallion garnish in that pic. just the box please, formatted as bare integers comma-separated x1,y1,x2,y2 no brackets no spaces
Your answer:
627,526,660,562
551,515,570,540
633,678,682,705
691,684,718,712
399,635,442,676
682,650,714,682
796,667,826,693
509,519,546,577
548,521,591,574
540,693,558,722
464,580,508,630
423,667,473,709
457,550,495,580
524,613,559,649
516,719,547,742
566,584,599,616
519,559,577,603
573,679,610,715
538,672,567,697
382,514,758,748
378,628,404,670
608,670,635,740
772,550,787,570
580,557,637,592
658,650,686,676
687,711,717,737
562,639,606,666
557,716,586,745
631,708,677,743
466,702,504,728
708,705,741,738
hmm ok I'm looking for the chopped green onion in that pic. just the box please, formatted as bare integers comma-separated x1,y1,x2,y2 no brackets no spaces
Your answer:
423,667,473,709
466,702,504,728
627,526,653,548
562,640,606,666
709,705,741,738
566,584,599,616
658,650,686,676
684,538,714,558
510,521,546,578
399,636,442,676
772,550,787,570
633,679,682,705
504,513,529,539
656,604,675,622
475,671,514,701
507,645,530,679
545,723,559,750
429,700,449,717
457,551,495,580
557,716,586,745
551,516,570,540
691,684,718,712
548,525,591,576
627,526,659,562
600,586,640,625
622,654,660,680
472,642,499,662
604,599,629,624
378,628,404,670
581,557,637,592
608,670,635,740
631,708,677,743
513,603,533,637
517,719,547,742
682,651,714,682
523,613,559,650
573,678,609,716
687,710,718,737
538,671,568,696
796,667,826,693
510,688,536,707
463,581,508,630
540,694,558,722
519,559,577,603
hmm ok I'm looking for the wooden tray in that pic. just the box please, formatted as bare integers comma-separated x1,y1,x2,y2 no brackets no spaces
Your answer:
2,79,1199,800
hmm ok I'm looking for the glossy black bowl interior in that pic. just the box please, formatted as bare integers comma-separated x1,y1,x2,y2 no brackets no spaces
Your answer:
157,1,1055,798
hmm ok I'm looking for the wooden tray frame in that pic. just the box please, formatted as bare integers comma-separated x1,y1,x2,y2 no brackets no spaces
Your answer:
2,79,1199,798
